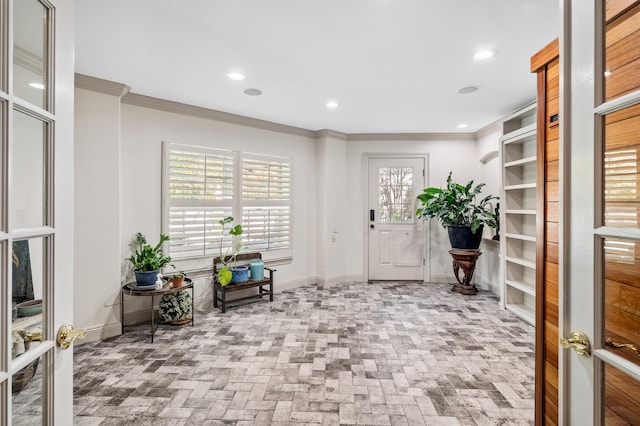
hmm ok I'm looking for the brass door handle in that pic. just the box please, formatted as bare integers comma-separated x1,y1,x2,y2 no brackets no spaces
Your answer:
14,330,43,342
560,331,591,357
605,338,640,357
56,324,87,350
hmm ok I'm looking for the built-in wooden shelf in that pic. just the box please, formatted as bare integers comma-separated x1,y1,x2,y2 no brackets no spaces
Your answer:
500,103,538,324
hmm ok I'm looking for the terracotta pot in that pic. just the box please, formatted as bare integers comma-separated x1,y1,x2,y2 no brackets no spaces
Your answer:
171,277,184,287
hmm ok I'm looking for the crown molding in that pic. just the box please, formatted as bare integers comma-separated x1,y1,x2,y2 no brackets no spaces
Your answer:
474,121,501,139
347,132,476,141
122,92,317,139
315,129,348,140
75,74,130,98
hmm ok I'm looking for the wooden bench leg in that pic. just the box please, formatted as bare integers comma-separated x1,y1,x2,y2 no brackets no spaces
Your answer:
270,280,273,302
221,288,226,313
213,284,218,308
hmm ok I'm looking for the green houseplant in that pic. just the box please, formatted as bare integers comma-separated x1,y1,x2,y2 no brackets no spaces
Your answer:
416,172,497,249
129,233,173,286
216,217,246,286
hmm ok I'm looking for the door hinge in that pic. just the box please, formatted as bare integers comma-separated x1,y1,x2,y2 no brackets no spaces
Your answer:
422,169,425,177
423,258,425,265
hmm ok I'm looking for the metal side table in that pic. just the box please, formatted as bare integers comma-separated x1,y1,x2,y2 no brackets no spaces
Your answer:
120,278,194,342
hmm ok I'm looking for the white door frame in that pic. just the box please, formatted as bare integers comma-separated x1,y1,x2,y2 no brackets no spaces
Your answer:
562,0,640,423
363,153,430,282
1,0,75,423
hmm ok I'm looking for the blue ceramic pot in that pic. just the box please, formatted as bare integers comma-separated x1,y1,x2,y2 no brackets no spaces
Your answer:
230,266,249,283
135,270,159,287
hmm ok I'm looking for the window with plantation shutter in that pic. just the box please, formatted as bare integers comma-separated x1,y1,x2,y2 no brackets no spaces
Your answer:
242,155,291,253
165,145,234,260
163,143,292,264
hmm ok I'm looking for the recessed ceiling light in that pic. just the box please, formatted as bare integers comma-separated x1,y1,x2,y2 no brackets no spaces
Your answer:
457,123,468,129
227,72,245,81
326,101,339,109
244,88,262,96
28,82,45,90
473,49,496,60
458,86,478,94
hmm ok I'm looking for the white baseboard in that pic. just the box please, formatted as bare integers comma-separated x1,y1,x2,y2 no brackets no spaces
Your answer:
476,276,500,297
81,322,122,344
429,274,455,283
315,274,365,288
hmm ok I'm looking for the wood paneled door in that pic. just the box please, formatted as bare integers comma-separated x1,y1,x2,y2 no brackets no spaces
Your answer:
531,37,560,426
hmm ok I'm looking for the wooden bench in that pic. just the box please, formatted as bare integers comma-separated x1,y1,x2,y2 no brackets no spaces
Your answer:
212,252,275,313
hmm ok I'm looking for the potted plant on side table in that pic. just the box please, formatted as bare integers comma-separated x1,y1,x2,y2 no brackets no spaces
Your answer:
416,172,498,250
129,232,173,287
170,271,186,288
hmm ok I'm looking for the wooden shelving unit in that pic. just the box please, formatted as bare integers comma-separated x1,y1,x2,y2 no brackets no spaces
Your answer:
500,103,537,325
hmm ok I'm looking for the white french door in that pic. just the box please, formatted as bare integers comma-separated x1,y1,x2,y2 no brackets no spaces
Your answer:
2,0,75,424
563,0,640,424
367,157,425,281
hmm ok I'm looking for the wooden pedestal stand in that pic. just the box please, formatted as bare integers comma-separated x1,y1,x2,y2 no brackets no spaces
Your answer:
449,249,482,295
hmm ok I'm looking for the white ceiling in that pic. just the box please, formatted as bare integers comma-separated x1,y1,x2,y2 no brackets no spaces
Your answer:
75,0,559,134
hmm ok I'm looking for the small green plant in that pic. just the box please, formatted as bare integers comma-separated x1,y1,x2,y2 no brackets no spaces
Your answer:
416,172,497,233
216,217,243,286
129,233,173,272
171,271,186,279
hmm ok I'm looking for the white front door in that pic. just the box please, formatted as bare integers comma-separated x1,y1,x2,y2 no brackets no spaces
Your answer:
563,0,640,423
368,157,425,280
2,0,75,424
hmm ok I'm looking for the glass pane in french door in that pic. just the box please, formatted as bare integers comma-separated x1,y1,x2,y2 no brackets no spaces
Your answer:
604,1,640,102
12,0,48,110
11,110,47,229
603,362,640,424
11,353,45,424
11,237,48,355
602,237,640,368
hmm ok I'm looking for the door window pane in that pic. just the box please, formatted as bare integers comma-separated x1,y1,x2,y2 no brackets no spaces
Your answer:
603,104,640,227
11,353,44,424
378,167,414,223
604,2,640,102
11,237,46,358
0,101,4,232
603,362,640,424
11,110,47,229
12,0,48,110
602,237,640,369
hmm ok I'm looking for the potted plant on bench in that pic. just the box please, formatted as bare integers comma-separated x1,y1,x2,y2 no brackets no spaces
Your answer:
216,217,248,286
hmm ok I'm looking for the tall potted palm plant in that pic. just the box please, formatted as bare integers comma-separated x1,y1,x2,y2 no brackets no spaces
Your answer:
416,172,497,249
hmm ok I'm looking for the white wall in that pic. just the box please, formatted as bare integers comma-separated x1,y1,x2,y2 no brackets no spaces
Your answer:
315,131,348,285
74,88,123,339
475,123,502,295
344,136,478,282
